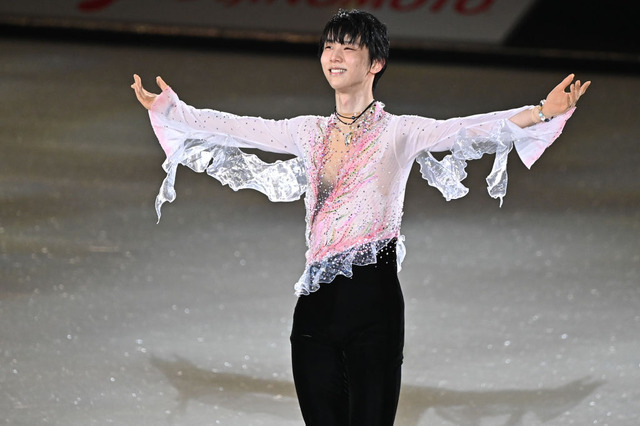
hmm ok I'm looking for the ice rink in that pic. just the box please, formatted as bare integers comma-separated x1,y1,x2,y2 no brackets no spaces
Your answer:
1,35,639,425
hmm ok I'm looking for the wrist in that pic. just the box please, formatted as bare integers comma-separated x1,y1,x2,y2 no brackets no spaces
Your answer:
530,106,540,124
536,99,554,123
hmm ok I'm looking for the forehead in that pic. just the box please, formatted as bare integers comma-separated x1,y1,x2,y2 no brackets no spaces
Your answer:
324,36,362,47
324,27,363,45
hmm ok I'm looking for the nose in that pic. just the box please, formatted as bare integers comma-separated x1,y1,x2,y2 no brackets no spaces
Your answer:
330,47,343,62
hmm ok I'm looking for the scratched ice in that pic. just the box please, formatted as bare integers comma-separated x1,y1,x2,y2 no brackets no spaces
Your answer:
0,36,639,426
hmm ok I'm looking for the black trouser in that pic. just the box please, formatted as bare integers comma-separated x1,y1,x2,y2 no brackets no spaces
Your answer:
290,241,404,426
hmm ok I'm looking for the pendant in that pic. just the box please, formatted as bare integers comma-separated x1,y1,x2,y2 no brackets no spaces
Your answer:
344,132,352,147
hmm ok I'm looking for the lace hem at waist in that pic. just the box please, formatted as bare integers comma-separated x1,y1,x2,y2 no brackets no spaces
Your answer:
294,236,406,296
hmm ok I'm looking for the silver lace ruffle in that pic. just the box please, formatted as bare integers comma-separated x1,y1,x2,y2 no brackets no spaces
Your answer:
416,121,514,206
155,137,307,221
294,236,406,296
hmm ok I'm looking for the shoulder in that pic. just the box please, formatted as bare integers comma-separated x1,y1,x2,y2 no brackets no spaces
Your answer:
375,104,436,129
387,113,439,136
285,114,330,131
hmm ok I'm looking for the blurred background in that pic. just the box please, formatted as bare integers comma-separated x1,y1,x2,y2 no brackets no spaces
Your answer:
2,0,639,67
1,1,639,425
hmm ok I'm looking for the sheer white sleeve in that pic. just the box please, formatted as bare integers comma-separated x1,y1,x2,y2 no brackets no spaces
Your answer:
149,87,302,156
148,88,308,220
395,107,576,205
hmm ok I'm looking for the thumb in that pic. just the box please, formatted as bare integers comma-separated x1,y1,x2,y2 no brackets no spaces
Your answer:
156,76,169,91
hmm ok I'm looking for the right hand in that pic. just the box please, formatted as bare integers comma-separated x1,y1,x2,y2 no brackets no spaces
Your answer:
541,73,590,117
131,74,169,110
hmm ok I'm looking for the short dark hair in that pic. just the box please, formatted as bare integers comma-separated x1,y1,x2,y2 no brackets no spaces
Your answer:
319,9,390,90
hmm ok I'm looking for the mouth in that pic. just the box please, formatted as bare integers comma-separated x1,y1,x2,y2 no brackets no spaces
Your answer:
329,68,346,75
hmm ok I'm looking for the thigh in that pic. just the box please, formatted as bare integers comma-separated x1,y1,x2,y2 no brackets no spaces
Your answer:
290,335,349,426
343,260,405,426
344,327,404,426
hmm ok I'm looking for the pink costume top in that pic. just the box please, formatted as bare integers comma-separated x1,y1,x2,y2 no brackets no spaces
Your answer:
148,87,575,296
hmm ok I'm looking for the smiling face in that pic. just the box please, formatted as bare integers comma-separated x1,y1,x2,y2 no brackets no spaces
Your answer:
318,10,390,92
320,39,383,95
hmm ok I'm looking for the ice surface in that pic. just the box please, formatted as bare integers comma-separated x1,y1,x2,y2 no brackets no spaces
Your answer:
1,38,639,425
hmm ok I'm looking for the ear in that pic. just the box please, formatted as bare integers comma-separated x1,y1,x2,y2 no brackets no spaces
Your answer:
370,59,385,75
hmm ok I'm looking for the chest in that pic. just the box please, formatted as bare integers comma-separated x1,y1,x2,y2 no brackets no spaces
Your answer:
308,114,392,187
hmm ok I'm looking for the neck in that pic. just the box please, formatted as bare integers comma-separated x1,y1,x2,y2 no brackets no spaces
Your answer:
334,91,375,117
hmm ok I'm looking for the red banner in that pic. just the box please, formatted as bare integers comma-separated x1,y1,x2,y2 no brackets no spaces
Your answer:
1,0,538,45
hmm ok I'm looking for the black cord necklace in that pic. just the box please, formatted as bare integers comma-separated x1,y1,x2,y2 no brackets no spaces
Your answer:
333,100,376,146
334,99,376,125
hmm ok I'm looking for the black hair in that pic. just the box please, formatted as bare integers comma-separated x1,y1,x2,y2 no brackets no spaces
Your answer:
319,9,390,90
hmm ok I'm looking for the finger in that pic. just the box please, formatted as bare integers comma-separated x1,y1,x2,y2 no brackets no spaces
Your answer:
133,86,147,105
569,92,577,107
131,73,140,89
131,77,151,106
566,83,575,106
132,74,147,97
580,80,591,95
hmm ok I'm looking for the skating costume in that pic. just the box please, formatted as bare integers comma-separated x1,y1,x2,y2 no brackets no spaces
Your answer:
147,87,575,425
149,87,574,296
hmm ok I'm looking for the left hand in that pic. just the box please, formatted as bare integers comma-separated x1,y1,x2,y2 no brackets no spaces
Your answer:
542,74,591,117
131,74,169,110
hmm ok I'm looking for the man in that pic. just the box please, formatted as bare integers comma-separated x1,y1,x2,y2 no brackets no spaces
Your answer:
132,9,589,425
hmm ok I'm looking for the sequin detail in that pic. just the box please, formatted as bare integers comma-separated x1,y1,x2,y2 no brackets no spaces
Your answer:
147,88,576,296
295,103,403,295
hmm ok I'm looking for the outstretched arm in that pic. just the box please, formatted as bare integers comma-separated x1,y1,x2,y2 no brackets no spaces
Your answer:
131,74,308,219
131,74,302,157
510,74,591,128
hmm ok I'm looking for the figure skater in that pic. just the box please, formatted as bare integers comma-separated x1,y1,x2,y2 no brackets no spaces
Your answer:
132,9,589,425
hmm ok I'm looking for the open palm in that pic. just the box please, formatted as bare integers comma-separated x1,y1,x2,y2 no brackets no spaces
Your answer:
543,74,591,117
131,74,169,110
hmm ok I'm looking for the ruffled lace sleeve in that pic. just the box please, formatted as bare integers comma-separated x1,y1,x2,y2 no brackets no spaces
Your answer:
395,106,576,205
148,88,308,220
